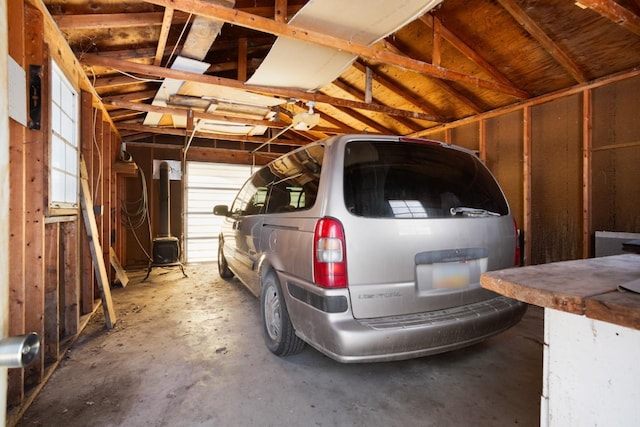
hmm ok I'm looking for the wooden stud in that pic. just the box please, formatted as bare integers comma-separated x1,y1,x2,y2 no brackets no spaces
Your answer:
23,4,46,386
61,220,79,337
103,120,113,287
80,91,95,315
44,223,60,365
582,90,593,258
523,105,532,265
274,0,287,23
7,0,26,406
237,37,248,82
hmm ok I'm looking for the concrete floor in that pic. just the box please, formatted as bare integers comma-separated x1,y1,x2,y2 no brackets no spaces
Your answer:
17,264,543,427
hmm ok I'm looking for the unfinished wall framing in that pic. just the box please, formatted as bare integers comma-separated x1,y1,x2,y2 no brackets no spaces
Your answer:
6,0,124,421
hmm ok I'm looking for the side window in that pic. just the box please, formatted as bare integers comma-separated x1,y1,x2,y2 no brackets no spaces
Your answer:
230,169,272,216
263,145,324,214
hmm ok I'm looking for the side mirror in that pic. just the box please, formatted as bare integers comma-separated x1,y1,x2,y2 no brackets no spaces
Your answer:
213,205,229,216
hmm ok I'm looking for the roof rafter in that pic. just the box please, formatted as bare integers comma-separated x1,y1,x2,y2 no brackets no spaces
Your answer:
143,0,528,99
330,79,423,133
420,14,518,89
576,0,640,36
81,53,446,122
381,40,485,114
352,61,446,119
498,0,589,83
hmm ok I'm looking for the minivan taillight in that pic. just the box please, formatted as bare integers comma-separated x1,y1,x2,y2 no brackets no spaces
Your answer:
514,218,521,266
313,217,348,288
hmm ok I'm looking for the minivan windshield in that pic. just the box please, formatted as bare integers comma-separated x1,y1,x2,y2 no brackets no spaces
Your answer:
343,141,509,219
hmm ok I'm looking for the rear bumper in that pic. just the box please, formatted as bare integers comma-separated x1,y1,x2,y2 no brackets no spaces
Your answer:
284,279,527,363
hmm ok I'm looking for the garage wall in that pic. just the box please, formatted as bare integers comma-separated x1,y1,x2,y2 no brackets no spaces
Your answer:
485,111,524,232
592,74,640,233
419,70,640,265
530,94,583,263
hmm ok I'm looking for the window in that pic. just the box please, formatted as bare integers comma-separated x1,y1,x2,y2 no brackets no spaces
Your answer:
343,141,509,218
50,61,79,210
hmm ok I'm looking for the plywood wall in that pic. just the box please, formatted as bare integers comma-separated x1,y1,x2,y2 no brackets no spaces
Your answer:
592,75,640,234
530,94,583,264
419,70,640,265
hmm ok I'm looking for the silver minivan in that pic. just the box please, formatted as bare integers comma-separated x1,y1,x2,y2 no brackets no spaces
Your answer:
214,135,527,363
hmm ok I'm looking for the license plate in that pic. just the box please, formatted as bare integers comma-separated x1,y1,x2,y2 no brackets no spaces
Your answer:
433,261,470,289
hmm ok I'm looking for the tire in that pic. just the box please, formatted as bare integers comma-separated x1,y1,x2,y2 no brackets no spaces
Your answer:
260,271,305,356
217,241,234,279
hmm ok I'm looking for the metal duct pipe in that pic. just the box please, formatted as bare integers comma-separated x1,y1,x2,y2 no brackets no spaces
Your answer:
0,333,40,368
159,161,171,237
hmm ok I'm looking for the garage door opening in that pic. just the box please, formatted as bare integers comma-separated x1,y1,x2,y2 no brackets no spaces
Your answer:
185,162,252,263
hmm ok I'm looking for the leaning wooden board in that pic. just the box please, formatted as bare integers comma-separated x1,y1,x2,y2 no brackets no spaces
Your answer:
481,254,640,330
79,157,117,329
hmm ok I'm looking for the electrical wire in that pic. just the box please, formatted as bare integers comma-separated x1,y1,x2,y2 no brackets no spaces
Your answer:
120,156,153,261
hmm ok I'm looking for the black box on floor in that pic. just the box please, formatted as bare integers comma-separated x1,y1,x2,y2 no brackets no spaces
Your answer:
152,236,180,264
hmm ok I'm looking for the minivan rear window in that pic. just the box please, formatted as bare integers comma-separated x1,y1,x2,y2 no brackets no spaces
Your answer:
343,141,509,218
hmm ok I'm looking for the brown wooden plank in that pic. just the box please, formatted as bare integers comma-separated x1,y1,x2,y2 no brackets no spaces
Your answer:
80,91,95,315
61,220,79,337
110,247,129,287
481,254,640,314
102,121,112,287
577,0,640,36
237,37,248,82
44,223,60,365
24,4,46,386
586,290,640,330
79,158,117,329
154,8,174,66
8,0,26,405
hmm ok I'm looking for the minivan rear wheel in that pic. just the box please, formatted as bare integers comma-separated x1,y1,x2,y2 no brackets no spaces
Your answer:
260,272,305,356
217,241,233,279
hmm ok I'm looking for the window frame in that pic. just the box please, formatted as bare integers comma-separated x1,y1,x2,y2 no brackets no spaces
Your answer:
48,59,80,216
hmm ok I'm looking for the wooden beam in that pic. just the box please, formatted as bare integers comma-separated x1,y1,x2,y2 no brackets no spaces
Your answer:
333,106,393,134
498,0,589,83
421,15,518,89
522,105,532,265
432,16,442,67
53,12,181,29
330,79,422,133
380,40,485,114
116,122,308,146
8,0,26,407
353,61,448,120
237,37,248,82
154,8,174,66
144,0,529,99
59,218,80,337
582,89,593,258
24,4,46,387
576,0,640,36
274,0,287,23
43,223,60,364
79,92,95,316
107,99,350,134
81,53,447,122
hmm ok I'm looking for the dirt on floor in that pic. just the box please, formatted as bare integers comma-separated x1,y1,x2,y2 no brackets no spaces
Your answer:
15,264,544,427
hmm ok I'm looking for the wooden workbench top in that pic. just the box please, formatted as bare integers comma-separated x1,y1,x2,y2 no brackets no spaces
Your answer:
481,254,640,330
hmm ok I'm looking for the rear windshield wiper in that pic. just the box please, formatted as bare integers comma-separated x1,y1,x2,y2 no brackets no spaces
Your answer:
450,207,501,217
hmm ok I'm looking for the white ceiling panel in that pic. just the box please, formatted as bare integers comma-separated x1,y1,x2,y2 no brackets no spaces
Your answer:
246,0,443,91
